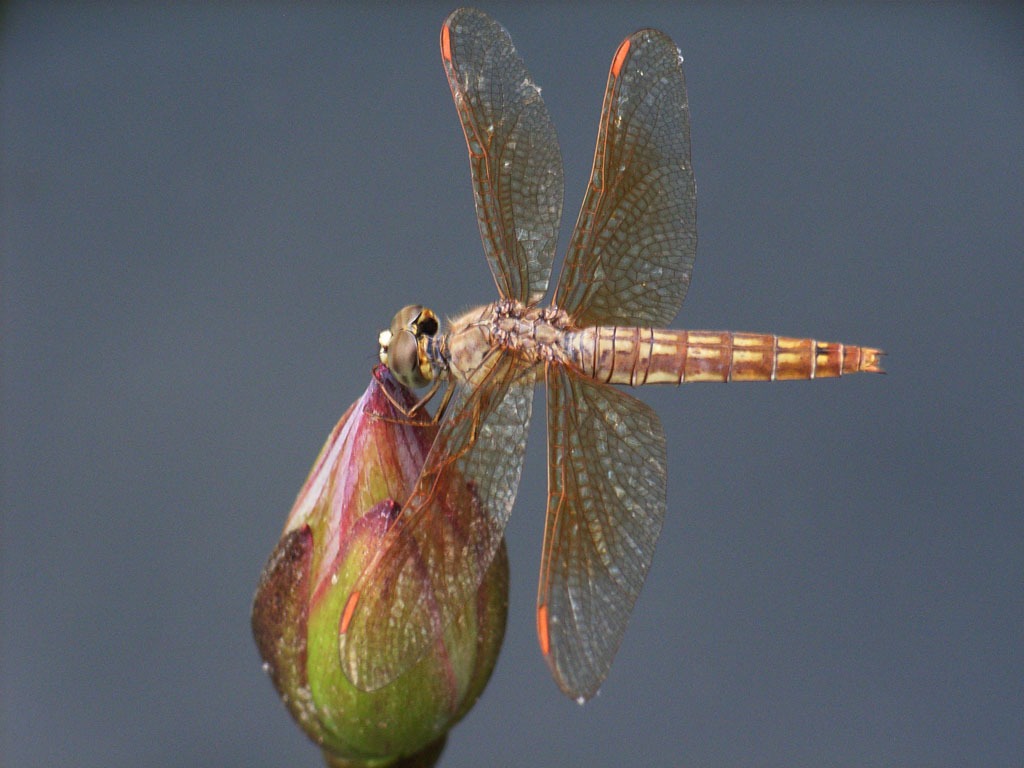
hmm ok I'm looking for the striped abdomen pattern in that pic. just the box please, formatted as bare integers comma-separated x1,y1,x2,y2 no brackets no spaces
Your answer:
566,327,885,385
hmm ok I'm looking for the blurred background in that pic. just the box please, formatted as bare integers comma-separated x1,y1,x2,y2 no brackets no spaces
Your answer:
3,3,1022,766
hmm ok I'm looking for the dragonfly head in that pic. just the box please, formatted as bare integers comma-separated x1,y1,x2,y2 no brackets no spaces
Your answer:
378,305,440,389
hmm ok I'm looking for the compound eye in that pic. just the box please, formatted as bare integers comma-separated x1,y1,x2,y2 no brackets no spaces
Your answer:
390,305,425,336
387,329,429,388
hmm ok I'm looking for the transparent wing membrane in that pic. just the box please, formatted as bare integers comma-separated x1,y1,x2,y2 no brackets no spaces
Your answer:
340,356,534,690
442,8,564,305
540,364,668,699
555,29,696,328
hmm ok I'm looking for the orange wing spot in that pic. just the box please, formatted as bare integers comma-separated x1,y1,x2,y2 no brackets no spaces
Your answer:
537,604,551,656
340,590,360,634
611,38,631,77
441,23,452,62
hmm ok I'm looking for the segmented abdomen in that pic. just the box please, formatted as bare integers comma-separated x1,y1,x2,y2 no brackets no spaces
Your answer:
567,327,884,385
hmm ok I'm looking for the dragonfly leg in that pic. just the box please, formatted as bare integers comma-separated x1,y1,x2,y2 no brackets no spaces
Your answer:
427,381,455,425
372,376,454,428
408,377,443,418
372,381,436,427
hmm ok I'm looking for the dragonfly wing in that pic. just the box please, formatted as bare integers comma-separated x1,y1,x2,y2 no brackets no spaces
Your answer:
339,355,534,691
442,8,564,305
539,364,667,700
554,28,696,328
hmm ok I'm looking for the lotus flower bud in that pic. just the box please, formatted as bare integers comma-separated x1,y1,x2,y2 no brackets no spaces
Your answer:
252,365,508,767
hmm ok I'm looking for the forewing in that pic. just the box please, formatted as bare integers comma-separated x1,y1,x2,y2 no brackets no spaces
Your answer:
442,8,564,305
539,364,667,700
339,355,534,690
554,29,696,328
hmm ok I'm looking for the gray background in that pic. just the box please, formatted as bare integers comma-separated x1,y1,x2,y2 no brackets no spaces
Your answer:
3,3,1022,766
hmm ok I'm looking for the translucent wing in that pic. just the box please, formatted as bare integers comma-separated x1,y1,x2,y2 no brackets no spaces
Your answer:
339,354,534,690
539,364,667,700
442,7,564,305
554,29,696,328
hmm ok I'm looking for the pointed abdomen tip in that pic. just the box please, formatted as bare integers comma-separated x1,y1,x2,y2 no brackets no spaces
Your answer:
860,347,886,374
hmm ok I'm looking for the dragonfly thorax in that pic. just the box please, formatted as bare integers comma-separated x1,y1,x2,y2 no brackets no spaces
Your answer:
378,305,441,389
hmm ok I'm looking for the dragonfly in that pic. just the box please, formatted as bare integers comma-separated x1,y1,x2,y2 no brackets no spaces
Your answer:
339,8,883,702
